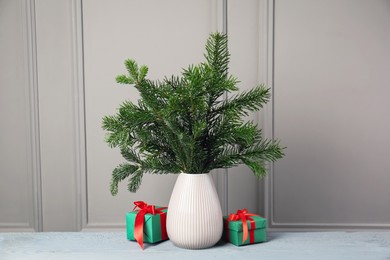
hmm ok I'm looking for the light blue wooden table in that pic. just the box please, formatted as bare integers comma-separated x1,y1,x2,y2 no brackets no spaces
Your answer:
1,232,390,259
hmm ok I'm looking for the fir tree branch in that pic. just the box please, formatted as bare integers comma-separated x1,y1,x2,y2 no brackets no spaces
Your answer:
204,32,230,78
110,164,138,195
125,59,139,81
116,74,135,84
213,84,270,118
120,147,142,164
103,32,285,194
127,169,143,193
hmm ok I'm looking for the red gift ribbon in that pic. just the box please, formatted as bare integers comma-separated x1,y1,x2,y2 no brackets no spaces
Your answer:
226,209,261,244
133,201,167,249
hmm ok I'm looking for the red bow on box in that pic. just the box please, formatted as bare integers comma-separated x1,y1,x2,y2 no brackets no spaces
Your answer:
133,201,167,249
226,209,260,244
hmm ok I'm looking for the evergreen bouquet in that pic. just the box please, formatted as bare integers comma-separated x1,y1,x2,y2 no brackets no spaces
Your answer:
102,33,284,195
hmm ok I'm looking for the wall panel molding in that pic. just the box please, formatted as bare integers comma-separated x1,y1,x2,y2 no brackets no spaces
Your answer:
257,0,275,221
268,0,390,231
0,223,35,232
226,0,264,216
34,0,81,231
269,222,390,230
69,0,88,231
6,0,388,232
81,0,229,231
81,223,124,232
214,0,229,217
24,0,43,232
0,0,42,232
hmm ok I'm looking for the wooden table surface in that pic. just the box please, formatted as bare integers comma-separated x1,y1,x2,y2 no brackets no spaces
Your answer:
1,231,390,259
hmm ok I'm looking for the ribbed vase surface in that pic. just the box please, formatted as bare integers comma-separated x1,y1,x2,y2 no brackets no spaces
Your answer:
166,173,223,249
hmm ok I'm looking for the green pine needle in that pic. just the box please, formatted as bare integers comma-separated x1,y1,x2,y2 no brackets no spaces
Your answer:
103,32,285,194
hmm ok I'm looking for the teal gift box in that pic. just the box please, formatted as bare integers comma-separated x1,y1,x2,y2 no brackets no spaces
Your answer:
126,202,168,245
223,212,267,246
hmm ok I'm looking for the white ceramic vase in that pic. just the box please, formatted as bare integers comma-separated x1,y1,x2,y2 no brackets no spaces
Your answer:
166,173,223,249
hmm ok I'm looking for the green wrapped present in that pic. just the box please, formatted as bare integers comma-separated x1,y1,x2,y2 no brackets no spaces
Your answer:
126,201,168,249
224,209,266,246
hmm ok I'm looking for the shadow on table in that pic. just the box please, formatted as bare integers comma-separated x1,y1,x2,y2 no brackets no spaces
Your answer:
213,232,286,247
144,233,287,249
267,232,289,242
213,239,229,248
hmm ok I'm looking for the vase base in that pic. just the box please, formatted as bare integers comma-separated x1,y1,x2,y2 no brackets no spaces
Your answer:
171,240,220,250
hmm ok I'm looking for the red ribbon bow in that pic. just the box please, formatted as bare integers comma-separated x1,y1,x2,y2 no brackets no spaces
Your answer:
133,201,167,249
226,208,260,244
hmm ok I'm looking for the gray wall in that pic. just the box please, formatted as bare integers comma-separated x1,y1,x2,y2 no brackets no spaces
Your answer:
271,0,390,229
0,0,389,231
0,0,40,231
82,0,218,230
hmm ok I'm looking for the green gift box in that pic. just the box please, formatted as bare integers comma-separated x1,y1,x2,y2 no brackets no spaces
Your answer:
126,205,168,244
223,214,267,246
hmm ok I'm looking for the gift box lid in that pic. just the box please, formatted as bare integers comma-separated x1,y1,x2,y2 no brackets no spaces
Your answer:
224,215,266,232
128,206,167,220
